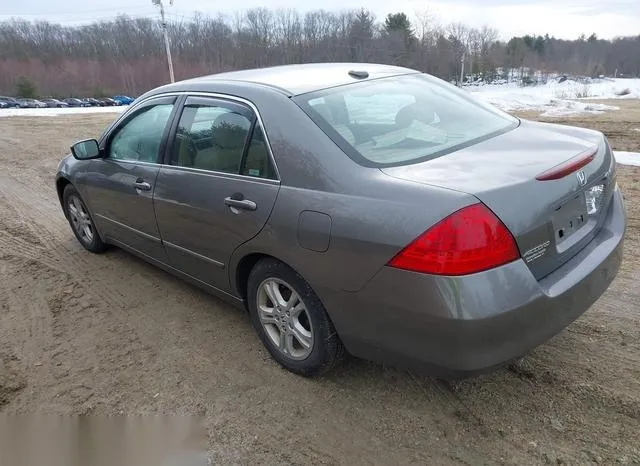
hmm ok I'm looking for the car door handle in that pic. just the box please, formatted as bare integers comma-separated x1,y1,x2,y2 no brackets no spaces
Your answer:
134,180,151,191
224,197,257,211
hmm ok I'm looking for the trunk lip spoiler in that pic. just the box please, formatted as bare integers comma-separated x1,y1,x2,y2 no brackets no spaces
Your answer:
535,147,598,181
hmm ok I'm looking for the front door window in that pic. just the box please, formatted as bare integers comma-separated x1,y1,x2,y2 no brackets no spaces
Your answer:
108,104,174,163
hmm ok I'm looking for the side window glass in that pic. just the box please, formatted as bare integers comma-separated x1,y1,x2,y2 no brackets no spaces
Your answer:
108,104,174,162
171,103,251,174
241,124,277,180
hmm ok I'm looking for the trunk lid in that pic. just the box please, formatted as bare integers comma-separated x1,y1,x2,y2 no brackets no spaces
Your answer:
381,120,616,280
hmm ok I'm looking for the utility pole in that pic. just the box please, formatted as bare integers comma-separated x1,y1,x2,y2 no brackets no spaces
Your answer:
153,0,175,83
459,52,465,86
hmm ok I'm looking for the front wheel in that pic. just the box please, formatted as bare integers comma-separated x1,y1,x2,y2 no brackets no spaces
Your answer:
62,184,107,253
247,259,344,376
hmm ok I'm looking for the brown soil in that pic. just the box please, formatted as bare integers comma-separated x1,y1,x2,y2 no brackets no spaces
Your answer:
513,99,640,152
0,111,639,465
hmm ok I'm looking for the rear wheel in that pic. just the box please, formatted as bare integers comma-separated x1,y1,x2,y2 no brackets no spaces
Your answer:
247,259,344,376
62,184,107,253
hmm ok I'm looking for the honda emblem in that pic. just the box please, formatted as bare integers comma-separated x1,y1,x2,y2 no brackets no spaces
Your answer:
576,170,587,186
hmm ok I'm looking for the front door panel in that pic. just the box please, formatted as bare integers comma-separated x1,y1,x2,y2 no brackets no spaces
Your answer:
79,95,178,262
82,160,165,260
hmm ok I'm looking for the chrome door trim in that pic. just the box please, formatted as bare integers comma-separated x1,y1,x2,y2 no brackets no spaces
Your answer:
163,240,225,268
157,163,280,185
95,214,162,244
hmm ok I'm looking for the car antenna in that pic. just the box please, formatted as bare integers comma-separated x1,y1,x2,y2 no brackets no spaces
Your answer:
348,70,369,79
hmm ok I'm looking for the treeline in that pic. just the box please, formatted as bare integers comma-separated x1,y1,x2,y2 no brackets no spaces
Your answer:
0,8,639,97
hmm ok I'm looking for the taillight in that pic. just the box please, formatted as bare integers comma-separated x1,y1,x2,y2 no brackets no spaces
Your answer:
387,203,520,276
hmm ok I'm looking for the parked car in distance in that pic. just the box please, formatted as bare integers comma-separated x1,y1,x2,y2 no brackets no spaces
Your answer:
0,101,8,109
41,98,70,108
17,98,47,108
99,97,120,106
56,63,626,377
0,96,21,108
113,95,134,105
64,98,89,107
83,98,103,107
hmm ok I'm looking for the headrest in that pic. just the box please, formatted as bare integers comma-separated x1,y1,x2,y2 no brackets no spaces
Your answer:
213,112,249,150
395,102,422,128
395,101,436,128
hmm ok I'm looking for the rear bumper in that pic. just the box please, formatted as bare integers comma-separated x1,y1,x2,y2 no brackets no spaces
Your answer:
322,187,626,375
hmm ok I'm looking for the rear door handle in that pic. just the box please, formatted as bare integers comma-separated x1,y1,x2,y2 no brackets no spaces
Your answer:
224,197,257,211
134,180,151,191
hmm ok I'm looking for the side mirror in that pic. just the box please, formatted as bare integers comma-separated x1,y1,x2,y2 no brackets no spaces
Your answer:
71,139,101,160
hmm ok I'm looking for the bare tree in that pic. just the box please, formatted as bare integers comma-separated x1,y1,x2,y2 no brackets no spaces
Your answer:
0,9,638,97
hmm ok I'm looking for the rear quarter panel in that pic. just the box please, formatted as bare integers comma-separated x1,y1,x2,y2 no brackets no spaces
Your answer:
226,92,477,293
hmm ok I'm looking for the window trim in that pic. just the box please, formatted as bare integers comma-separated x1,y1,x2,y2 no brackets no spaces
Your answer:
239,119,258,175
100,95,180,164
98,91,281,182
166,92,280,182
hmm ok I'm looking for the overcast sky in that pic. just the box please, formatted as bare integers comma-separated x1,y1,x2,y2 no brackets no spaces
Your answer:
2,0,639,40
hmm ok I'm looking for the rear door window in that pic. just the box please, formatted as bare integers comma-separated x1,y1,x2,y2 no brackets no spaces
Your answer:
171,98,252,174
241,124,277,180
170,96,277,179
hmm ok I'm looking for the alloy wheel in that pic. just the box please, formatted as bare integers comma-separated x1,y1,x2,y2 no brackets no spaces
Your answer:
67,195,94,244
257,278,314,360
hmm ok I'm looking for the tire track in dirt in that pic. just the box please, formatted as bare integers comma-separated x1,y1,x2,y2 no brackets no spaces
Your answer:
0,173,464,463
0,174,129,311
0,179,628,463
0,351,27,409
0,173,161,413
0,190,61,268
2,116,640,464
0,251,158,414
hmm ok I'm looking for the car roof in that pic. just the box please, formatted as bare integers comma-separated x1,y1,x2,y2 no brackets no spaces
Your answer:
166,63,419,96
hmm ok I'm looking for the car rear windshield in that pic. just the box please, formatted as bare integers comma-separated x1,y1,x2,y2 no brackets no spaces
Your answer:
294,73,518,167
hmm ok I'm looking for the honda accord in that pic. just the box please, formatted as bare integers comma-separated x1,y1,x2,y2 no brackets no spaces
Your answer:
55,63,626,376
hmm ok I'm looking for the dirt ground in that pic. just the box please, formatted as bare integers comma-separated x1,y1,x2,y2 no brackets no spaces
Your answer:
0,104,639,465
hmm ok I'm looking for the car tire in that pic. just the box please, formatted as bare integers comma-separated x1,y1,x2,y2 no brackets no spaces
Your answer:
62,184,107,253
247,258,345,376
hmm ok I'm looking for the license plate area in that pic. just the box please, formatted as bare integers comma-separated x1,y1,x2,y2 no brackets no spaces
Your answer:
553,193,588,245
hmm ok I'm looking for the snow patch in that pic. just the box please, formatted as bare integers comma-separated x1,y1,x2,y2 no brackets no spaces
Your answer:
0,106,125,118
540,101,617,117
469,78,640,116
614,151,640,167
